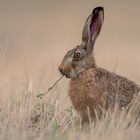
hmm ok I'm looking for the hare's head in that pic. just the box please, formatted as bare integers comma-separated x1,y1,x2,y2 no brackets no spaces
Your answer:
59,7,104,78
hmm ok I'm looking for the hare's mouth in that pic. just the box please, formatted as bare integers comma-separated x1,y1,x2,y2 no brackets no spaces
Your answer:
58,69,72,79
58,65,77,78
63,72,76,79
59,69,76,79
65,74,71,79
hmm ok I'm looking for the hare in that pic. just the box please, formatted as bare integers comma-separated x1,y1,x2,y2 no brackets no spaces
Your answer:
58,7,140,127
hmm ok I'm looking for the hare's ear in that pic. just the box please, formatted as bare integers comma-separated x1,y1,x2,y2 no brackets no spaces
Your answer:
82,7,104,53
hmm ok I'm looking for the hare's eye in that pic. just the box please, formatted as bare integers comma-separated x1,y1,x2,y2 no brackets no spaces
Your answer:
73,53,81,60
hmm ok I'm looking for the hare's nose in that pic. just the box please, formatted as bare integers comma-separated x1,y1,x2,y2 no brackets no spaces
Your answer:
59,67,64,74
58,66,65,75
58,64,71,75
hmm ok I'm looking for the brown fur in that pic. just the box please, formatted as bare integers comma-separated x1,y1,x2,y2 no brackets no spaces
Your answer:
69,63,140,126
58,7,140,127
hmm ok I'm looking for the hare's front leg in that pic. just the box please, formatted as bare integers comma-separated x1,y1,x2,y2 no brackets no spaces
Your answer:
80,111,90,129
80,107,97,129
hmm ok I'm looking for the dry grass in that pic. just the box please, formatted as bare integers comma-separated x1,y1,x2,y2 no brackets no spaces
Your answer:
0,83,139,140
0,52,140,140
0,1,140,139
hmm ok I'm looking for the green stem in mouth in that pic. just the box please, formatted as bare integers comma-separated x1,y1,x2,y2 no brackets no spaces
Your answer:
37,76,64,99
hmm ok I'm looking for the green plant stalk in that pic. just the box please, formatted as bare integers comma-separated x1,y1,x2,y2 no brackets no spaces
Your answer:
37,76,64,99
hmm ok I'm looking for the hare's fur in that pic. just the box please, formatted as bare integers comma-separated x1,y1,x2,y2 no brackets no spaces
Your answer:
58,7,140,127
69,67,140,126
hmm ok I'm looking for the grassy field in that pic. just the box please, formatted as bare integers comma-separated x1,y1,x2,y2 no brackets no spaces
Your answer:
0,1,140,139
0,48,140,140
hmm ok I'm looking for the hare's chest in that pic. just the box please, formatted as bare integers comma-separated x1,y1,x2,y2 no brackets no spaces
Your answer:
69,79,97,111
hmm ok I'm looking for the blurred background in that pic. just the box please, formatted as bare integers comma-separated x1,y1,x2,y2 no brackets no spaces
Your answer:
0,0,140,96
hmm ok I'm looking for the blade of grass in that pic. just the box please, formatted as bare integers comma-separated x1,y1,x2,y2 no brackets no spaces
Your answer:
37,76,64,99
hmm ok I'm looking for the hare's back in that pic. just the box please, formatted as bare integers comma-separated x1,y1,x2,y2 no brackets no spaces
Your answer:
96,68,140,107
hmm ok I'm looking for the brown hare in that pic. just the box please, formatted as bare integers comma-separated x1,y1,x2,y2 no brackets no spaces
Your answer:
58,7,140,127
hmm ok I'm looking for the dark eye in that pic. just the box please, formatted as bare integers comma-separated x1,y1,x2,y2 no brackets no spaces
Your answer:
73,52,81,60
